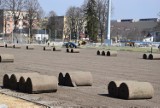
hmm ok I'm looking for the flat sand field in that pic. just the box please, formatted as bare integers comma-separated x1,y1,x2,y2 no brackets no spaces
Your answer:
0,46,160,108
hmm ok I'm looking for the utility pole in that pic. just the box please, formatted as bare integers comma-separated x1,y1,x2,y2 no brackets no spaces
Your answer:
55,29,57,41
106,0,112,46
45,28,46,43
70,30,71,42
4,14,7,43
49,29,51,40
29,28,30,44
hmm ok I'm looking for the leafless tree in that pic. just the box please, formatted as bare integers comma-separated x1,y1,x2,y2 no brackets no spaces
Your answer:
47,10,57,40
65,6,85,42
96,0,108,44
2,0,27,31
74,7,85,42
65,6,77,41
25,0,43,42
48,11,56,18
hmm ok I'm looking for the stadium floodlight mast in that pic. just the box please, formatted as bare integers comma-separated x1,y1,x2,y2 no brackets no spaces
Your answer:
106,0,111,46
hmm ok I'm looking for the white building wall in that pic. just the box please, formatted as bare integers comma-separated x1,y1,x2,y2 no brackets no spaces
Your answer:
35,34,49,41
143,36,154,42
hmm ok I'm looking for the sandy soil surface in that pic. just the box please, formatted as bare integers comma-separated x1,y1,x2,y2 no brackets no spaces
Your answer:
0,93,45,108
0,46,160,108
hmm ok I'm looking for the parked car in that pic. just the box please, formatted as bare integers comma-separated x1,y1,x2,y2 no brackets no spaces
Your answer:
62,42,77,48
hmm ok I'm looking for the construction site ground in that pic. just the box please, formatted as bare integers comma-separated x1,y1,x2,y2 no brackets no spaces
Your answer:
0,45,160,108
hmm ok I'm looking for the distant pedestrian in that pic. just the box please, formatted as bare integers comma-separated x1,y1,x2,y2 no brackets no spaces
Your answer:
158,44,160,51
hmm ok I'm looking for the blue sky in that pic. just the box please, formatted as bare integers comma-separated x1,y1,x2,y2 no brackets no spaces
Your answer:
38,0,160,19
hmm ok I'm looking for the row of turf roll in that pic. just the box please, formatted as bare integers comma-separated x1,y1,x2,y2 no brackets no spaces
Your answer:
66,48,80,53
143,53,160,60
0,54,14,63
4,44,35,50
59,71,92,87
26,45,34,50
43,46,61,51
3,73,58,94
97,50,117,56
4,44,63,51
108,80,154,100
5,44,21,49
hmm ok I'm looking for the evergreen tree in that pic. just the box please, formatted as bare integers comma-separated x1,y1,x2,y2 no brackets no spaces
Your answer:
85,0,98,42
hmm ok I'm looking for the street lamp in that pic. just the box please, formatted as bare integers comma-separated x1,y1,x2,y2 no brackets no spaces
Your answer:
29,28,30,44
106,0,112,46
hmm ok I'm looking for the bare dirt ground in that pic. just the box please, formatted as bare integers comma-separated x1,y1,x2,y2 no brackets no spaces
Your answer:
0,46,160,108
0,93,45,108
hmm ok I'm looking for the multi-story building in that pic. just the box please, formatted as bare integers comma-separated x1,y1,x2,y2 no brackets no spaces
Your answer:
111,18,160,42
0,9,39,35
0,9,41,43
0,9,29,34
63,17,160,42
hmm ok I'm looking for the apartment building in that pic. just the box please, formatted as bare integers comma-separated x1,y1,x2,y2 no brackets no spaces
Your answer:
0,9,38,35
111,18,160,41
0,9,25,34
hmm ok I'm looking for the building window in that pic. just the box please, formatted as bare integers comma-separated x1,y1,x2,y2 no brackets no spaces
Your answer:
7,17,10,21
7,29,10,33
7,24,10,27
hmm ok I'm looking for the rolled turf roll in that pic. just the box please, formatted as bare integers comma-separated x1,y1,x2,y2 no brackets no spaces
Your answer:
118,81,154,100
43,46,51,51
0,43,4,47
13,44,21,49
58,72,66,85
65,71,93,87
107,51,117,56
5,44,7,48
97,50,101,55
5,44,13,48
53,47,61,51
25,75,58,94
10,73,39,90
3,73,12,88
143,53,150,59
108,80,135,98
0,54,14,63
108,81,123,97
66,48,70,53
26,45,34,50
71,49,80,53
101,50,106,56
49,45,55,47
18,73,40,92
148,54,160,60
65,73,76,87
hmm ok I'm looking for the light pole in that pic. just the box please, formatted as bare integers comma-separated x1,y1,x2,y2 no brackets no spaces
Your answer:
106,0,112,46
41,30,42,44
55,29,57,41
3,14,7,43
70,26,72,42
29,28,30,44
49,29,51,41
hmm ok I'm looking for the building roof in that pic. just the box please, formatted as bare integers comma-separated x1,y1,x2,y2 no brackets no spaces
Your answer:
111,18,158,31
